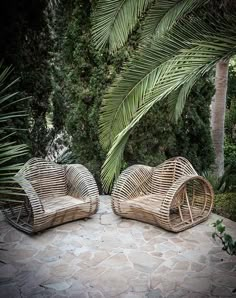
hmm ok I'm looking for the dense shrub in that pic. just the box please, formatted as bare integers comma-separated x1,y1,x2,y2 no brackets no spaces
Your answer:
61,0,112,188
52,0,138,189
225,62,236,165
213,193,236,222
218,161,236,193
225,140,236,165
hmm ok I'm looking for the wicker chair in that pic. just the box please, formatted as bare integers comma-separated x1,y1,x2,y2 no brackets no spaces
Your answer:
3,158,99,233
112,157,214,232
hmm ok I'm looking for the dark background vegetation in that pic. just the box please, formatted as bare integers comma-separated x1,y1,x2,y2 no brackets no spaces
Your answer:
0,0,52,157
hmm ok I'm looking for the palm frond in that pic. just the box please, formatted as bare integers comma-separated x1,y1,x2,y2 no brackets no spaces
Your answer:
0,65,28,199
0,112,27,123
0,64,12,86
0,78,19,95
48,0,60,9
0,96,29,109
92,0,153,52
141,0,208,41
141,0,179,40
101,32,236,191
168,72,201,122
99,18,214,150
0,142,28,199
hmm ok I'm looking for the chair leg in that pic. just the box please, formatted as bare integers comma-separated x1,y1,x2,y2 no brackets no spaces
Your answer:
178,205,184,222
16,203,24,223
191,183,195,207
185,189,194,223
200,184,208,216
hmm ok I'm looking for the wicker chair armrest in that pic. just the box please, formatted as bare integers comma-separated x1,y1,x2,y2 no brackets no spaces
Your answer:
64,164,99,202
14,175,44,214
112,165,153,201
167,174,201,191
164,174,212,207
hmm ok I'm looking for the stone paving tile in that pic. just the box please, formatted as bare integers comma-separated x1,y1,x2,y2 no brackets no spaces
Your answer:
0,196,236,298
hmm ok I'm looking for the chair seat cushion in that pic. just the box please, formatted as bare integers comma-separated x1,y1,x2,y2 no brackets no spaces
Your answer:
41,195,88,214
122,194,164,213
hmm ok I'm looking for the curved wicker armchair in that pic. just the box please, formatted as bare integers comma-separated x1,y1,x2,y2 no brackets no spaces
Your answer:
112,157,214,232
3,158,99,233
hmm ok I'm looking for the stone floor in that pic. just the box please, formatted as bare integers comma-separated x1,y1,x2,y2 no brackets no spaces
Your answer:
0,196,236,298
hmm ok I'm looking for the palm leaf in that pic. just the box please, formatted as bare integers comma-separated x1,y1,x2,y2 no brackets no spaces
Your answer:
168,72,202,122
92,0,153,52
48,0,60,9
141,0,208,41
0,65,28,200
0,78,19,95
0,96,29,109
0,65,12,86
0,112,27,123
101,31,236,191
99,18,214,150
0,143,28,200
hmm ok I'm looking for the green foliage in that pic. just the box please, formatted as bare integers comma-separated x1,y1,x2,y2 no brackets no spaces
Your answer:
224,139,236,165
212,219,236,255
202,171,220,194
224,62,236,168
225,64,236,140
55,149,76,164
202,160,236,194
48,0,71,134
92,0,152,52
52,0,138,189
125,77,214,173
213,193,236,222
218,162,236,193
227,63,236,109
0,65,28,200
62,0,109,188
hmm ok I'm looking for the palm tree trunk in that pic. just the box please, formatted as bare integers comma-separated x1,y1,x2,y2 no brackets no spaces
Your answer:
211,59,229,177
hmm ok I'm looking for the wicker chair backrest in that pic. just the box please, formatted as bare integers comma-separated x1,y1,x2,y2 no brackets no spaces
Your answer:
151,157,197,194
18,158,67,200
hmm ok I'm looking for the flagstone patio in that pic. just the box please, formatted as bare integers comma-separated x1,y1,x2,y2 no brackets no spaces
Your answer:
0,196,236,298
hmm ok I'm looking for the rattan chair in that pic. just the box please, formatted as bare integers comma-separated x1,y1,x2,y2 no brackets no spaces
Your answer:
112,157,214,232
3,158,99,233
